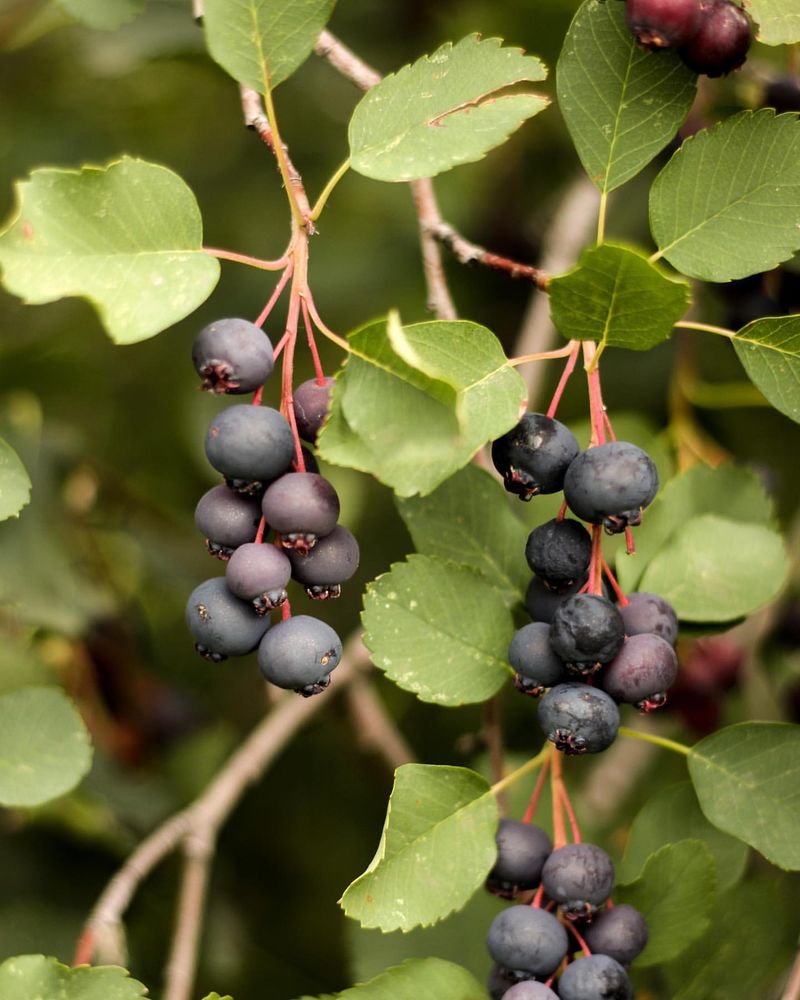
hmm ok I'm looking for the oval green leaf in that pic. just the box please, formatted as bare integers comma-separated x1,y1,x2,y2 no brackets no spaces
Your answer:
747,1,800,45
0,437,31,521
0,955,146,999
733,315,800,423
0,157,219,345
340,765,498,932
296,958,486,1000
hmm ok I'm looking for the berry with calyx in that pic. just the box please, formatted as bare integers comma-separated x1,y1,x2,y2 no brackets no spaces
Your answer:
525,576,588,624
583,904,649,965
679,0,751,77
486,819,553,897
486,905,568,980
194,484,263,559
205,405,294,493
550,594,625,674
541,843,615,919
557,954,633,1000
600,633,679,711
192,318,273,394
525,518,592,591
257,615,342,696
225,543,292,614
287,524,359,599
563,442,659,533
626,0,701,48
294,377,334,443
538,683,620,755
185,578,270,661
620,591,679,645
508,622,568,696
261,472,340,553
492,413,580,501
504,983,559,1000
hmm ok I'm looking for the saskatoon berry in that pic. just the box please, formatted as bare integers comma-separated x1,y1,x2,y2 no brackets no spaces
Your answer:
225,543,292,614
504,983,559,1000
294,377,334,443
679,0,751,77
620,591,679,646
557,954,633,1000
185,578,270,662
192,318,273,394
486,905,568,979
550,594,625,674
766,76,800,114
194,484,263,559
492,413,580,501
487,819,553,897
525,576,587,625
541,843,615,919
287,524,359,600
538,683,620,755
508,622,568,696
563,442,659,533
583,903,649,965
257,615,342,696
626,0,701,48
204,405,294,493
525,518,592,592
600,633,679,711
261,472,340,553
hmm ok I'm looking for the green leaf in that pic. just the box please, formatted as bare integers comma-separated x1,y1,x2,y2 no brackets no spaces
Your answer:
0,955,146,999
619,782,748,892
732,316,800,423
340,765,498,931
557,0,696,193
297,958,486,1000
747,0,800,45
617,840,717,966
639,513,788,621
650,110,800,281
688,722,800,870
0,686,93,807
203,0,335,92
317,316,526,498
362,555,513,706
54,0,144,30
202,995,233,1000
0,158,219,345
0,437,31,521
548,244,689,355
348,35,548,182
395,466,529,608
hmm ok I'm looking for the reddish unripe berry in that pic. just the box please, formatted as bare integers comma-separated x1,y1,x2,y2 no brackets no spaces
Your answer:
626,0,701,49
679,0,751,77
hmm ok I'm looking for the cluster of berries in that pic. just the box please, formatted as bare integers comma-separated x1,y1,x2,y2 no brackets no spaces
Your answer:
493,413,680,754
624,0,752,77
485,820,648,998
185,318,358,696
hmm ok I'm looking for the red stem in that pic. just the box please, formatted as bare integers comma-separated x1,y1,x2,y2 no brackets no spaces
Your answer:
558,780,582,844
624,526,636,555
567,920,593,957
584,343,607,447
254,262,293,329
523,757,551,824
546,340,581,420
300,295,326,385
281,598,292,621
550,750,568,849
254,516,267,545
601,557,628,606
603,409,617,442
556,499,568,522
73,929,94,966
531,883,546,909
588,525,604,596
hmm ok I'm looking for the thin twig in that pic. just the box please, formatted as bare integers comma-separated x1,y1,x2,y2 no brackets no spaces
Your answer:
781,940,800,1000
346,677,416,770
163,837,213,1000
425,219,548,290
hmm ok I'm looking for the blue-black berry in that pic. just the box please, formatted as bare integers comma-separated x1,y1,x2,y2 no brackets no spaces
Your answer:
194,484,263,559
486,905,568,980
509,622,568,696
225,542,292,614
205,405,294,492
492,413,580,501
294,377,334,443
550,594,625,675
538,683,620,755
600,633,679,711
261,472,340,553
487,819,553,897
185,577,270,661
287,524,359,599
620,592,679,646
192,318,273,394
541,842,615,919
257,615,342,696
526,518,592,592
583,903,649,965
564,442,658,533
557,954,633,1000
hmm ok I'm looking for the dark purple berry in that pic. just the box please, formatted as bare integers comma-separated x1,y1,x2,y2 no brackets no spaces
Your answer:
525,576,587,625
558,954,633,1000
679,0,751,77
294,377,334,443
626,0,701,48
257,615,342,696
192,318,273,394
583,904,649,965
261,472,340,553
766,76,800,114
487,819,553,897
564,442,659,534
509,622,568,696
204,405,294,492
538,683,620,755
541,843,615,919
620,591,679,645
287,524,359,600
194,484,263,559
550,594,625,675
600,633,679,711
492,413,580,501
225,543,292,614
486,905,568,979
185,578,270,661
504,983,559,1000
526,518,592,592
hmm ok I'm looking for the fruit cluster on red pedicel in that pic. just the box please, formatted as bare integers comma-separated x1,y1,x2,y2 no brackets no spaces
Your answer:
623,0,752,77
493,412,680,755
185,317,356,697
